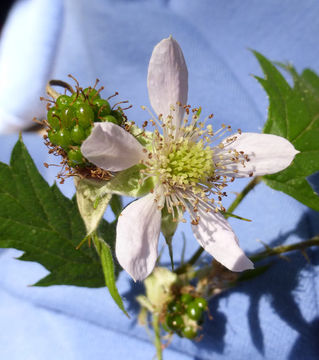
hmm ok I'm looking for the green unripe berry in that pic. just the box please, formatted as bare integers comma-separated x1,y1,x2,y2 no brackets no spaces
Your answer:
56,95,71,109
47,107,61,130
56,129,71,148
193,297,207,310
73,103,94,128
85,126,93,138
83,87,100,101
60,107,76,129
180,294,193,305
167,301,183,314
71,92,85,103
111,109,124,124
68,148,83,164
186,302,203,321
165,314,184,331
72,98,84,107
48,130,60,145
71,125,86,144
101,114,120,125
93,98,111,117
181,325,197,339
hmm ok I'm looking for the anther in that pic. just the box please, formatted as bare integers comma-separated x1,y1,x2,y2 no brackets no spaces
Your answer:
107,91,119,100
112,100,129,110
92,78,100,89
96,86,104,96
40,96,55,103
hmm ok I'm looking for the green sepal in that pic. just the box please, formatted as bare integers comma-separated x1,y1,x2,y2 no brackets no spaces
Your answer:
222,211,251,222
161,206,179,270
109,194,123,218
136,295,154,313
93,233,129,317
128,124,153,147
106,164,155,198
75,177,112,235
235,263,272,284
137,305,149,326
161,205,179,240
142,267,177,313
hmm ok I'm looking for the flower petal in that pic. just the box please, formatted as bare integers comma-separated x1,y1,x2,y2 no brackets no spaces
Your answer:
147,36,188,128
81,122,147,172
192,207,254,272
217,132,299,177
116,194,162,281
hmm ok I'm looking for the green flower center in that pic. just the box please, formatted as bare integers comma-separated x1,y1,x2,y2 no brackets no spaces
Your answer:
158,138,214,188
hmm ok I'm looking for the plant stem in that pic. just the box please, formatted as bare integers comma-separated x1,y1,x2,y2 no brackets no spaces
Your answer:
251,235,319,262
175,176,262,274
46,79,74,99
152,314,163,360
226,176,262,215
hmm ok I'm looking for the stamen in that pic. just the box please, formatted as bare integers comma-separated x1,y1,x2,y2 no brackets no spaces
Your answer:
136,104,250,223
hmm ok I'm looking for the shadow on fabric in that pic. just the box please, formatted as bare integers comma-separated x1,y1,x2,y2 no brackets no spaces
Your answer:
197,209,319,359
123,210,319,359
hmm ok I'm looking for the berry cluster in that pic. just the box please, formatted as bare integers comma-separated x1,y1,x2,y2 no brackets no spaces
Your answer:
46,87,124,168
163,293,207,339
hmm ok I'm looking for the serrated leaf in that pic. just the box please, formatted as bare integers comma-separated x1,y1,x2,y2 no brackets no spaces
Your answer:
253,51,319,210
93,234,129,316
0,137,113,288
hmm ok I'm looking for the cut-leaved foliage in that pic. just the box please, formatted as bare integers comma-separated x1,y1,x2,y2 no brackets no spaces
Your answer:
0,138,126,314
253,51,319,210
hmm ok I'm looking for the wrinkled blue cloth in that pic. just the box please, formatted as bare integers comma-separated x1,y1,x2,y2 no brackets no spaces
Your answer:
0,1,319,359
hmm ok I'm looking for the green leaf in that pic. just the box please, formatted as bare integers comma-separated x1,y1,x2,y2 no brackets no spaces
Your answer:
0,137,112,288
253,51,319,210
93,234,129,316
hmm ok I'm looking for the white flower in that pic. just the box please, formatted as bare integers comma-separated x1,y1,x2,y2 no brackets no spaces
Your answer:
81,36,299,281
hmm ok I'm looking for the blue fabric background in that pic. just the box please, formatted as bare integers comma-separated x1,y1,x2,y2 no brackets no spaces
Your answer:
0,0,318,359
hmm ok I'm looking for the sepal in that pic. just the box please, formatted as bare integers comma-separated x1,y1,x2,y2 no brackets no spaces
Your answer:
142,267,177,313
105,164,155,197
75,177,112,235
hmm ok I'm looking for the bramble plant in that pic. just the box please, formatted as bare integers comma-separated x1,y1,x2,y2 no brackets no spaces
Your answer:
0,37,319,359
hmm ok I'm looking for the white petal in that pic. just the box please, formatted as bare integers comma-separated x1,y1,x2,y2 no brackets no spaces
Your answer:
147,36,188,128
81,122,147,172
217,132,299,177
116,194,162,281
192,207,253,272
